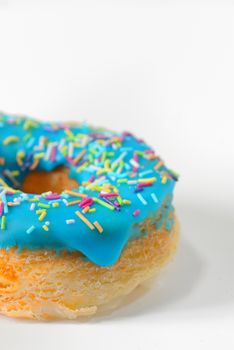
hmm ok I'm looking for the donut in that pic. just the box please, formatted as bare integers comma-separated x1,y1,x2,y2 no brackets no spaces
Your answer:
0,112,179,320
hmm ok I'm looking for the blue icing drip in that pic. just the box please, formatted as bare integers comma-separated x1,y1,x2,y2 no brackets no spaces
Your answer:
0,113,178,266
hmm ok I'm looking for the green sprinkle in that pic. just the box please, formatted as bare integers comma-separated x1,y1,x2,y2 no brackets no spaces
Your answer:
38,203,50,209
93,197,115,210
1,216,6,230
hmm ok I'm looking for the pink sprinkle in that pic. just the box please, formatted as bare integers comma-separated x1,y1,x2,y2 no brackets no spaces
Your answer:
0,202,4,216
122,131,132,137
65,156,76,166
6,191,14,195
114,201,120,207
79,197,94,208
145,149,155,154
138,182,153,188
133,153,138,162
45,194,61,200
50,146,57,162
132,209,140,216
132,167,138,173
89,175,95,183
99,192,118,198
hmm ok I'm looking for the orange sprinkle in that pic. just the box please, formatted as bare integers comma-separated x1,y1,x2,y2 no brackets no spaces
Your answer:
73,150,86,165
67,199,81,206
30,158,39,171
154,160,164,171
64,190,87,198
93,221,103,233
0,158,5,166
75,211,94,230
82,206,90,213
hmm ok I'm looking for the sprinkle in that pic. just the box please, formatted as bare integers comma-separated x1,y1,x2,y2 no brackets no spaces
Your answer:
67,199,81,206
132,209,140,216
151,193,159,203
93,221,103,233
30,158,39,171
26,225,35,234
3,135,19,145
52,202,60,208
93,197,115,210
30,203,36,211
89,208,96,213
0,202,4,216
1,215,6,230
99,192,118,198
82,206,90,213
123,199,131,205
66,219,75,224
138,177,156,183
161,175,168,184
45,194,61,200
154,159,164,171
42,224,49,231
38,203,50,209
137,193,148,205
75,210,95,230
73,150,86,165
130,159,140,169
139,169,153,177
0,157,5,166
38,210,47,221
64,190,87,198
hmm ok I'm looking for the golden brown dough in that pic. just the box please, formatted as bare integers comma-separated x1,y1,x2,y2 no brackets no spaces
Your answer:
0,215,179,320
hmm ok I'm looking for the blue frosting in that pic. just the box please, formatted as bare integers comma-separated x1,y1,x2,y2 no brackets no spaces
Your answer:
0,113,178,266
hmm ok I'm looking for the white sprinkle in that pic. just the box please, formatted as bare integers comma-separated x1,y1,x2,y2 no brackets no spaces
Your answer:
62,199,68,206
137,193,148,205
58,138,66,150
112,152,127,168
30,203,36,211
66,219,75,224
26,225,35,234
139,170,153,177
130,159,140,169
127,180,138,185
68,142,74,158
151,193,159,203
45,221,50,226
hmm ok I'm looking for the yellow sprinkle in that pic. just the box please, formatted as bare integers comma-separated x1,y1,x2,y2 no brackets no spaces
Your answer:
161,175,168,184
104,159,110,169
75,211,95,230
11,170,20,177
52,202,59,208
42,224,49,231
64,190,87,198
39,210,47,221
76,161,89,173
123,199,131,205
138,177,157,183
93,221,103,234
16,150,25,166
3,136,19,145
89,208,96,213
34,153,45,159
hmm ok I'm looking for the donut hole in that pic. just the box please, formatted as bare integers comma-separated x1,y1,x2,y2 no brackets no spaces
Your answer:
22,166,79,195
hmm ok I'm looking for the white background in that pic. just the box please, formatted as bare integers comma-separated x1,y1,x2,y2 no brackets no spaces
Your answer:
0,1,234,349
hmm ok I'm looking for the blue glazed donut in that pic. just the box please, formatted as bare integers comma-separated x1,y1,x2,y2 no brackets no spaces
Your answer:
0,112,178,266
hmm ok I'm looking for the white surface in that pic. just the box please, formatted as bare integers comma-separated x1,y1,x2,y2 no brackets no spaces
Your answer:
0,1,234,349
